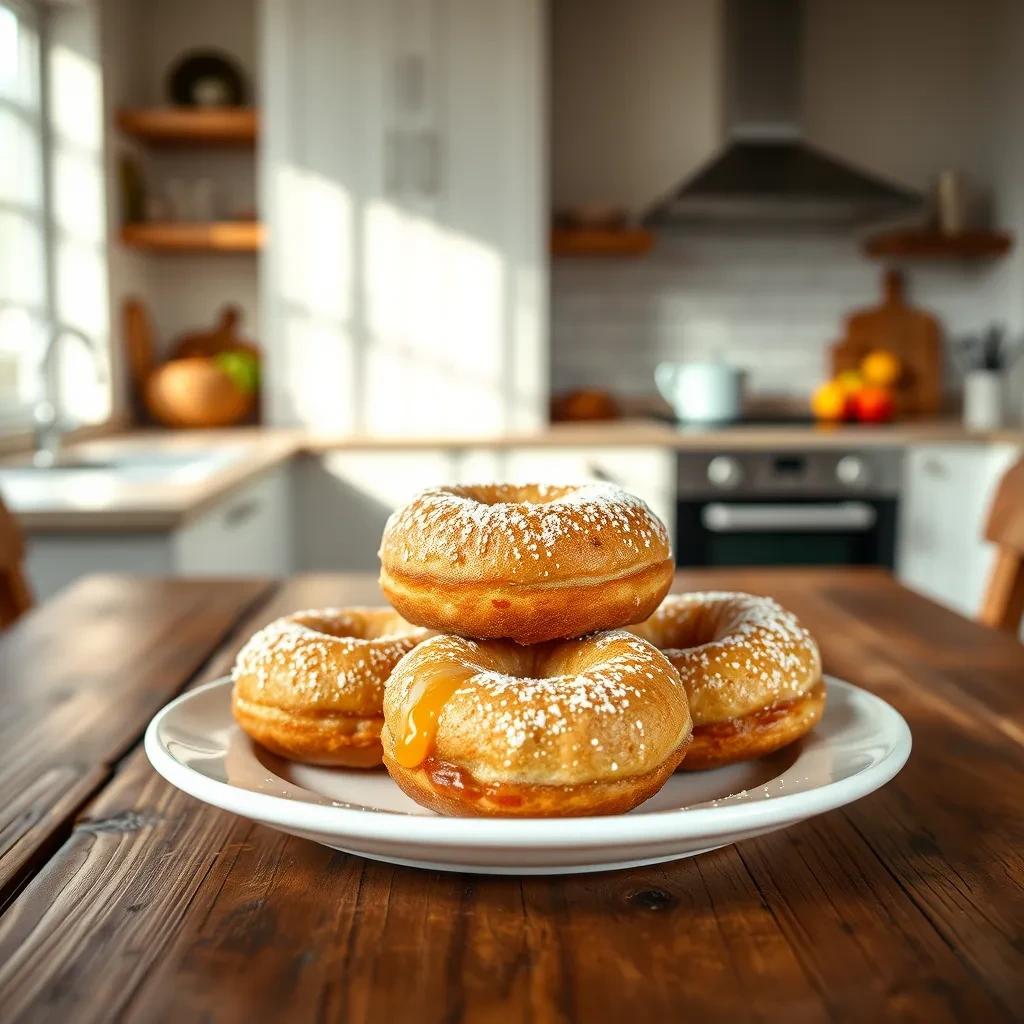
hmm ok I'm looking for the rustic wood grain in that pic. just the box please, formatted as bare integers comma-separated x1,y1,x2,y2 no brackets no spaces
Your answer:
1,571,1023,1024
0,574,272,907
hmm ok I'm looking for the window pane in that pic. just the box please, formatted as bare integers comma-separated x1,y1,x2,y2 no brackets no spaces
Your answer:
0,208,46,309
0,306,44,412
0,106,43,207
0,3,38,108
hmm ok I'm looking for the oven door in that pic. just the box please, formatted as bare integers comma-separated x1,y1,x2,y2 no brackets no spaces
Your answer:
675,497,898,568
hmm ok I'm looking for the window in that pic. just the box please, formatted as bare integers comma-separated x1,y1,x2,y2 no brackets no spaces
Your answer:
0,0,109,431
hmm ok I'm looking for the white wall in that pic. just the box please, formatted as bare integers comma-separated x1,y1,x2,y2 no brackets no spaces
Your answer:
261,0,547,435
803,0,994,193
551,231,997,399
551,0,994,214
550,0,721,214
550,0,1021,419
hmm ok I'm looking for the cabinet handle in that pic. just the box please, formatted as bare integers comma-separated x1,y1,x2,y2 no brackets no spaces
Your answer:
223,499,260,528
586,463,619,484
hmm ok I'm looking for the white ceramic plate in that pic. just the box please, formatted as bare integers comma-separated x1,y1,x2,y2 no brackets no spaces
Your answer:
145,676,910,875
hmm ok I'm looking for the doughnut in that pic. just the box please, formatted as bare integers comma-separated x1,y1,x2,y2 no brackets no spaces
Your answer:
231,608,431,767
381,630,692,817
630,592,823,770
378,483,674,644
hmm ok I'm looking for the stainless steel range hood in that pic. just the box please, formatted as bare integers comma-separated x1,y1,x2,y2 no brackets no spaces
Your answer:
644,0,923,226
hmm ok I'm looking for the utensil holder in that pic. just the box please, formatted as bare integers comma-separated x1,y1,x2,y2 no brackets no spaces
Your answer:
963,370,1005,430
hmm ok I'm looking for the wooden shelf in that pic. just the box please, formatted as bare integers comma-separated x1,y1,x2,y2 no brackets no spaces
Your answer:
864,228,1013,261
551,227,654,258
120,221,264,252
116,107,258,145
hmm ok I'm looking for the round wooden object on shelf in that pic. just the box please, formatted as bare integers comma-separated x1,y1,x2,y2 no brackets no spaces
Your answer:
145,357,255,428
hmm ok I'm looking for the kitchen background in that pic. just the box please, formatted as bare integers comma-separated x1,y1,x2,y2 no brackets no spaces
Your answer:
1,0,1022,637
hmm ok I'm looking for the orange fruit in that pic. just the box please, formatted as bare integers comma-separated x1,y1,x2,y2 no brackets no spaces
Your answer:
851,385,895,423
811,380,850,421
835,369,864,394
860,350,901,388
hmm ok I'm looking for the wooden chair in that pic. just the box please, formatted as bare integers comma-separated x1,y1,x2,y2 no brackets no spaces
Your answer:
979,458,1024,633
0,494,32,627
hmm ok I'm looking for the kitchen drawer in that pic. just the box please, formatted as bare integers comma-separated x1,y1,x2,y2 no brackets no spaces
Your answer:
175,466,293,577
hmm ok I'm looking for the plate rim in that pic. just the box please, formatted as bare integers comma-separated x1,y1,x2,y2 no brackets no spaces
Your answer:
145,675,911,849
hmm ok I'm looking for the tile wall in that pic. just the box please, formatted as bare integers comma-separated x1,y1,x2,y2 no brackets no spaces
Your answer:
550,229,1000,400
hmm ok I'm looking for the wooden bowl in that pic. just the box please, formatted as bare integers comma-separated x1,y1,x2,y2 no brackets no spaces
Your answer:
145,357,255,428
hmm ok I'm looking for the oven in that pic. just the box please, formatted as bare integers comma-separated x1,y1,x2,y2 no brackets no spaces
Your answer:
675,450,901,568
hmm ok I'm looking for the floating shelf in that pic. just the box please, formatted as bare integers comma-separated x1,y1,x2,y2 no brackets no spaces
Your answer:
120,221,264,252
116,107,259,145
551,228,654,258
864,228,1013,261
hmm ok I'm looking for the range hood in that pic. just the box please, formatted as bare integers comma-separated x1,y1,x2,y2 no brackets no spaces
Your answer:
644,0,923,226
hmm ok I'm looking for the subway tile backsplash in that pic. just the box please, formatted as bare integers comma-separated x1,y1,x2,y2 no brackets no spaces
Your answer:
550,230,998,398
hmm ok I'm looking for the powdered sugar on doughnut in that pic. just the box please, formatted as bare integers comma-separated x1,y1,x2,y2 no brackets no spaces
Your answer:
631,592,820,724
379,482,670,581
233,608,425,705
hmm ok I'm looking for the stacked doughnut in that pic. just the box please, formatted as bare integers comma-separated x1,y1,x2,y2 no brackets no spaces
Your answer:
231,482,824,817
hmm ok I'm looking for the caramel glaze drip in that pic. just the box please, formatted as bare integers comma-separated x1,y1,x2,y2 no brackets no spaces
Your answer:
394,663,477,768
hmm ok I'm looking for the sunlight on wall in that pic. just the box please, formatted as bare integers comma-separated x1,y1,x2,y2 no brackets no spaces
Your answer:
361,197,505,436
277,164,353,321
271,164,356,429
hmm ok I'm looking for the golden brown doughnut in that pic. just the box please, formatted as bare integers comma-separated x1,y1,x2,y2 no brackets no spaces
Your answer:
630,592,824,770
381,630,692,817
378,483,674,644
231,608,431,767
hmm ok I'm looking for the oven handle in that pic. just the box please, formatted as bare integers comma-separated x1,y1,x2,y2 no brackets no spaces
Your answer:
702,501,877,533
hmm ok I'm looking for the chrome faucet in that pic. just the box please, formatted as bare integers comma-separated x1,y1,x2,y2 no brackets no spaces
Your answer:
32,325,105,468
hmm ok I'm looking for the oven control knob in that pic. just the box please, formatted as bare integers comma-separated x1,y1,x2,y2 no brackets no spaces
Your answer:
707,456,744,489
836,455,870,488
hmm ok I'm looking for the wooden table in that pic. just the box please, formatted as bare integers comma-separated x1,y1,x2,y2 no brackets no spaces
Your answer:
0,569,1021,1023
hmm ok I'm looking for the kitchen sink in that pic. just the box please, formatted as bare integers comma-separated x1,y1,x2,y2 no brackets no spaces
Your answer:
0,448,244,486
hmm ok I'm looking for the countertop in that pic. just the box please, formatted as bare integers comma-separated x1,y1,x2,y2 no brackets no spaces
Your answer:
1,569,1021,1022
2,419,1023,531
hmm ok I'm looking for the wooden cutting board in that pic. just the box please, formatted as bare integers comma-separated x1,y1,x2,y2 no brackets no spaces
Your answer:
169,305,260,360
122,298,156,419
831,269,943,415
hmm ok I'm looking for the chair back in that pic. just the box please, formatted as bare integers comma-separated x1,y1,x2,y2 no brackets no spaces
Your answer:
0,494,32,627
980,458,1024,632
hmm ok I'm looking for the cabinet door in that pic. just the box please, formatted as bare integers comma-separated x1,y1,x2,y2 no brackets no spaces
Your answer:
898,444,1019,616
175,468,292,577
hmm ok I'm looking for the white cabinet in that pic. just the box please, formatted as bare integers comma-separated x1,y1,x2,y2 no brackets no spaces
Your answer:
23,466,293,601
261,0,546,436
294,446,676,573
176,467,293,577
897,444,1020,616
